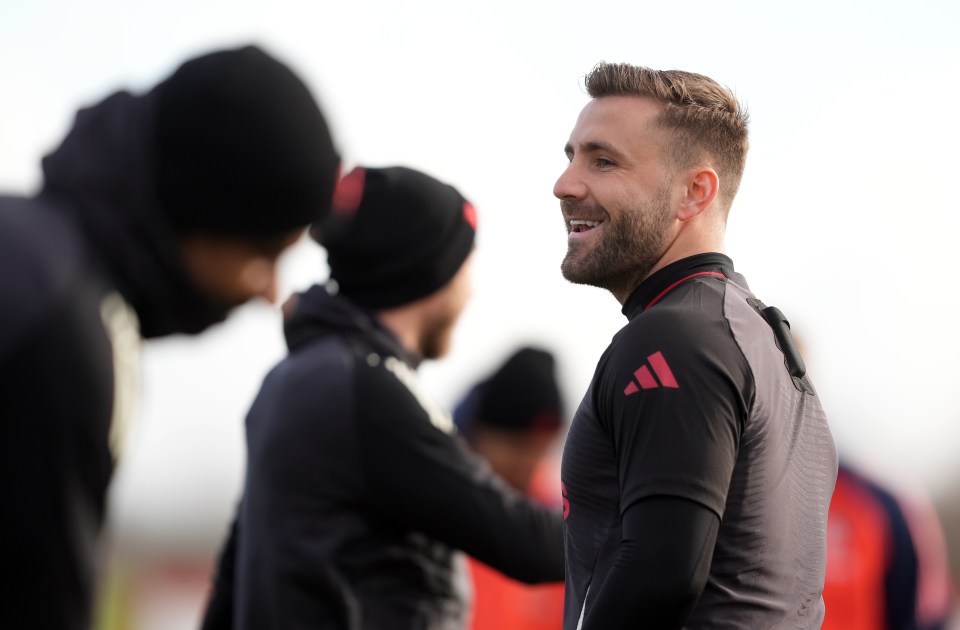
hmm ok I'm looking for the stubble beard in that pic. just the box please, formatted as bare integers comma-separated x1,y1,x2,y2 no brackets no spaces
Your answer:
560,188,673,298
420,307,459,360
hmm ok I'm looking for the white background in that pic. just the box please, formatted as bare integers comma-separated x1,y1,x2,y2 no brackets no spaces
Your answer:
2,0,959,579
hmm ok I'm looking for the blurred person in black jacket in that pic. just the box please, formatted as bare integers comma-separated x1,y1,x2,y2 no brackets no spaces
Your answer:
202,166,564,630
0,45,340,630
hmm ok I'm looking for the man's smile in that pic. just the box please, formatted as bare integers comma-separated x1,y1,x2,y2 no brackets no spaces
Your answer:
568,219,601,233
566,217,605,242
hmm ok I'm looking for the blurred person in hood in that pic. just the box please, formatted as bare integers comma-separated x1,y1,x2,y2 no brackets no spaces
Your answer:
0,44,340,630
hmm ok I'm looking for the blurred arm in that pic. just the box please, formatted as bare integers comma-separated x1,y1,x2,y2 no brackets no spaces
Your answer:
356,360,564,584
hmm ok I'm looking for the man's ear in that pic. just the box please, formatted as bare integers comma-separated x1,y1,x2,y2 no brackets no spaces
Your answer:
676,167,719,221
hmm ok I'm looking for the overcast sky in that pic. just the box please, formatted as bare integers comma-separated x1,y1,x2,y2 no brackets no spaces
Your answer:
2,0,958,553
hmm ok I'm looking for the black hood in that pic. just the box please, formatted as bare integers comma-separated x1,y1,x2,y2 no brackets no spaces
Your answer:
39,89,229,338
284,283,421,369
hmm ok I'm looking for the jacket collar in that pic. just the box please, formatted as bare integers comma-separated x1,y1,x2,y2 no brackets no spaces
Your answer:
621,253,735,320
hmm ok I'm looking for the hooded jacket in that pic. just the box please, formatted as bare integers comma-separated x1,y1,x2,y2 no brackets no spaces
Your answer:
39,89,234,337
203,284,564,630
0,89,233,630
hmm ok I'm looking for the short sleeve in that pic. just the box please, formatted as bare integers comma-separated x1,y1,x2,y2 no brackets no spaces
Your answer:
596,306,752,518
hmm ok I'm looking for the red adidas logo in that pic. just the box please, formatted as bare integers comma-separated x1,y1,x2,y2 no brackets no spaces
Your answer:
624,351,679,395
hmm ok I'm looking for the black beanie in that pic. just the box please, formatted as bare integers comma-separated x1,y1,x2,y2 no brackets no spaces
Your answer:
153,45,340,236
454,347,564,434
315,166,477,309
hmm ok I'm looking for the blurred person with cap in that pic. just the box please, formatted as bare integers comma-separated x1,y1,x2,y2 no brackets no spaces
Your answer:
201,166,564,630
453,346,566,630
0,45,340,630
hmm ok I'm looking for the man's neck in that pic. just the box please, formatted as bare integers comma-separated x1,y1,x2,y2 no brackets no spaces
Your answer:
615,223,726,305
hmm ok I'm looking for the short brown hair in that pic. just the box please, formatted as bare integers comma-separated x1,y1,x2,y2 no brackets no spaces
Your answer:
585,62,749,213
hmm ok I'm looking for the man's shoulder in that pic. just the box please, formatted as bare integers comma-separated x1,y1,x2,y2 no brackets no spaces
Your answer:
837,465,910,523
354,351,458,436
0,196,90,358
0,195,85,284
614,299,737,358
266,337,436,427
281,335,413,392
246,335,368,454
264,333,363,401
0,194,79,265
597,294,750,400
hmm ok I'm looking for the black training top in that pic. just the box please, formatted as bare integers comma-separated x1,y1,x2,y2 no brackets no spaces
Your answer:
203,284,564,630
561,253,838,629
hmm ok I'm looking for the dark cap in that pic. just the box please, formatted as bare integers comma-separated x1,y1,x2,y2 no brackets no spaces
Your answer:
314,166,477,309
153,45,340,237
454,347,564,434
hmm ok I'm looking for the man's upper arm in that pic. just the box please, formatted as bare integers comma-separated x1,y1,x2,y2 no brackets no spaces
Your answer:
600,307,751,518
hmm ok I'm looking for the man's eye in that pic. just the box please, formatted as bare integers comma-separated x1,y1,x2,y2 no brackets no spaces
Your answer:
596,158,614,168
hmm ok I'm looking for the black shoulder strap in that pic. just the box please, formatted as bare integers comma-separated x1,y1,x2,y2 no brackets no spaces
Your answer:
747,298,816,395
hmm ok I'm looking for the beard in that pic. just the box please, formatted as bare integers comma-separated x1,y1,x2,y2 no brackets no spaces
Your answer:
560,185,673,298
420,318,454,359
419,299,463,359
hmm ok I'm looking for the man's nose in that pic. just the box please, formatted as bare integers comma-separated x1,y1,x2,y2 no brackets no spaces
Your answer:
553,162,586,200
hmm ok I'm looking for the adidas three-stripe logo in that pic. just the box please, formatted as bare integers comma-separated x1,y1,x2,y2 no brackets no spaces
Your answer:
624,351,679,395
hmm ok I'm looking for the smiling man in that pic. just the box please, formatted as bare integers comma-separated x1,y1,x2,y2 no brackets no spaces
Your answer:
554,62,838,629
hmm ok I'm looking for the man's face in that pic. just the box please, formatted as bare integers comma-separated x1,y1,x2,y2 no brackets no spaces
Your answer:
420,252,474,359
553,96,678,300
180,229,304,311
471,426,557,493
